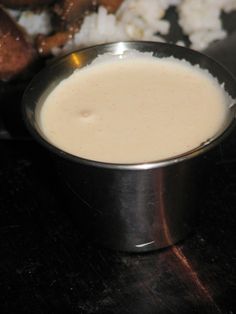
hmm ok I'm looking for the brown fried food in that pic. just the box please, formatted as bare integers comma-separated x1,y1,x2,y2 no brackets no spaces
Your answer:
37,0,124,56
53,0,97,31
0,0,55,9
97,0,123,13
0,8,36,81
36,31,71,56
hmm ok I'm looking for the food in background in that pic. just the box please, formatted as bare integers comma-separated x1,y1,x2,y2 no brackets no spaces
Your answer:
0,7,36,81
0,0,236,81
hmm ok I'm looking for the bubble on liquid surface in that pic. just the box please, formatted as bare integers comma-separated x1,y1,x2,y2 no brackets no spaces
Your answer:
81,110,91,117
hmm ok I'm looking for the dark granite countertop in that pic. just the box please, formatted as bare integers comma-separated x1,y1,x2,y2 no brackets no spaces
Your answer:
0,13,236,314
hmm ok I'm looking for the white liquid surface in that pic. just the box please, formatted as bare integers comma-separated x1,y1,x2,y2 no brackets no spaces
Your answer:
40,55,229,163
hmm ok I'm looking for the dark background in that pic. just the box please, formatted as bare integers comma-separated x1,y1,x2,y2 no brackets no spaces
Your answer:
0,9,236,314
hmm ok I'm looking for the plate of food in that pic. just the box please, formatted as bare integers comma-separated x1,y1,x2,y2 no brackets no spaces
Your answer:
0,0,236,139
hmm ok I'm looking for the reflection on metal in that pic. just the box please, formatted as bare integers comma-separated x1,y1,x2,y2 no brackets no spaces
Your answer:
156,172,222,313
171,246,222,314
136,241,155,248
115,42,127,56
157,170,173,247
70,53,81,67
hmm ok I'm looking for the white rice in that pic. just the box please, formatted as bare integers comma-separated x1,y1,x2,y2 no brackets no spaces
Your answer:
6,8,52,37
220,0,236,12
178,0,228,50
6,0,236,54
17,11,52,37
62,0,181,54
5,8,21,19
62,0,236,54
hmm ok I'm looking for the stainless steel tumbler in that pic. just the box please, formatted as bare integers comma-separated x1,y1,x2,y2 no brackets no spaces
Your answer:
22,41,236,252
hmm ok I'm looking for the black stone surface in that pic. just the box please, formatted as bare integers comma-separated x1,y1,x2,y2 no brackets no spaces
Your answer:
1,12,236,314
0,134,236,314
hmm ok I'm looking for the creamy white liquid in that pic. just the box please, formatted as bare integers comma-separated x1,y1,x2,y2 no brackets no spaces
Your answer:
40,54,229,163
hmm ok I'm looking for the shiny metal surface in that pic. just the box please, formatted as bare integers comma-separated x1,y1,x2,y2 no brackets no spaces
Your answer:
22,41,236,252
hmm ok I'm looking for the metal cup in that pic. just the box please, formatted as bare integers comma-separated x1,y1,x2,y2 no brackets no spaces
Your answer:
22,41,236,252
